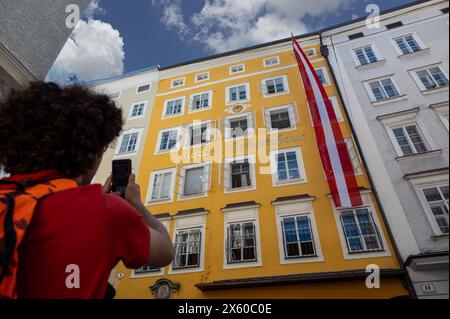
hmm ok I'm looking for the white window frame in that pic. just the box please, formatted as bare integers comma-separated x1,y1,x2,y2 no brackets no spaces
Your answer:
263,56,280,67
261,75,290,98
380,109,436,158
270,147,307,187
169,212,207,275
115,128,144,157
162,96,186,119
131,218,170,278
171,78,185,88
314,66,331,86
128,100,148,119
229,64,245,75
304,48,317,58
226,83,250,105
136,83,151,94
222,205,263,270
224,155,257,194
188,90,213,113
391,33,426,56
351,44,382,66
178,163,211,200
264,104,298,133
224,112,255,141
331,191,391,260
184,121,212,148
363,76,403,104
155,127,181,154
409,173,449,237
145,168,177,205
329,96,344,123
273,198,324,265
409,64,449,93
195,72,210,83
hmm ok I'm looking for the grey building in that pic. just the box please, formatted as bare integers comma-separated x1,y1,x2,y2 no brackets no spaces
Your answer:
323,0,449,298
0,0,91,98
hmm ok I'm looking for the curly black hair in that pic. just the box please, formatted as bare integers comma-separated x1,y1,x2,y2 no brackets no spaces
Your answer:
0,81,124,177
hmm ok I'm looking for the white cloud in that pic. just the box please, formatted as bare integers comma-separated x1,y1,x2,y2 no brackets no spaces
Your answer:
153,0,356,53
84,0,105,20
46,19,125,85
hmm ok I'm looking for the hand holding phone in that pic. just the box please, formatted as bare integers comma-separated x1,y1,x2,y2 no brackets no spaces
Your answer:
112,159,132,198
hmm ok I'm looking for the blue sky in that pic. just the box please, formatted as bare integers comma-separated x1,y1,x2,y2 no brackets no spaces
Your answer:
47,0,419,84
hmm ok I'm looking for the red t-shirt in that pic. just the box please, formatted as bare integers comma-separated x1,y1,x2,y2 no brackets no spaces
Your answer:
16,184,150,299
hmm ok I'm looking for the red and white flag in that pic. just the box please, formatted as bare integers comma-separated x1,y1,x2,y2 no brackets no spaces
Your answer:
292,35,362,208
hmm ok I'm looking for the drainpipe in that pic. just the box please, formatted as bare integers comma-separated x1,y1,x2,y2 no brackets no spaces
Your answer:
318,32,417,299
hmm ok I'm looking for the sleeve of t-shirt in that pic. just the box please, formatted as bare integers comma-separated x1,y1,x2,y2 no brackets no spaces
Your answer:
104,193,150,269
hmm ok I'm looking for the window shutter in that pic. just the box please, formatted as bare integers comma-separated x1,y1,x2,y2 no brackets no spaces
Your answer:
339,214,352,253
264,109,272,129
251,223,257,261
224,117,231,139
280,220,288,259
307,217,316,255
247,112,255,131
226,226,231,264
224,163,231,191
369,211,384,250
203,164,211,193
288,105,298,126
179,126,189,147
261,81,268,95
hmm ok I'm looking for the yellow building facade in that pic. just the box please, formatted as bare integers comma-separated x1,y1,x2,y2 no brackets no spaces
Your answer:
113,34,410,299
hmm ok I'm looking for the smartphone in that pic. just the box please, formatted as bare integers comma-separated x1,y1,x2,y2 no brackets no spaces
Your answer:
112,159,132,197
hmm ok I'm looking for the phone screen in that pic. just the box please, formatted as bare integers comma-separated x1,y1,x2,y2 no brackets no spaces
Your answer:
112,159,132,197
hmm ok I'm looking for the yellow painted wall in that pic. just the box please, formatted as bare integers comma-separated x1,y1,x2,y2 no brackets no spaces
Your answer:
114,39,409,299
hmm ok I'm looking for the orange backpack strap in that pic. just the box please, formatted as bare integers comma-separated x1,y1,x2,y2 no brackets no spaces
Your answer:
0,177,78,299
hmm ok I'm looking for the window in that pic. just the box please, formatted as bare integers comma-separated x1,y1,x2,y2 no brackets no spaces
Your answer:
129,102,146,118
158,128,179,152
386,21,403,29
431,103,449,131
345,138,363,176
134,265,161,275
271,148,307,186
225,113,253,139
394,34,422,55
231,161,252,189
190,91,211,111
187,122,210,146
147,169,175,203
368,78,400,101
421,186,449,234
263,75,288,96
315,67,330,85
263,56,280,67
348,32,364,40
108,91,121,100
224,156,255,192
265,105,297,131
339,208,384,253
171,78,185,88
195,72,209,82
163,97,185,117
415,66,449,91
173,229,202,270
305,49,317,57
392,124,428,156
117,129,142,155
354,46,378,65
226,222,257,264
281,215,316,258
230,64,245,74
181,164,210,197
136,84,151,93
227,83,250,104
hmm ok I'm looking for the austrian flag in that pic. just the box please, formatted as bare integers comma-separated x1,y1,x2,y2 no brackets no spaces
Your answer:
292,35,363,208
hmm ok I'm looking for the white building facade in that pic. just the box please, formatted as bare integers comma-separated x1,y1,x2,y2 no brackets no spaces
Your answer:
323,0,449,299
89,68,159,189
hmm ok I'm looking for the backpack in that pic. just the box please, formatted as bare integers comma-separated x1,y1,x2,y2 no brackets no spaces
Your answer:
0,171,77,299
